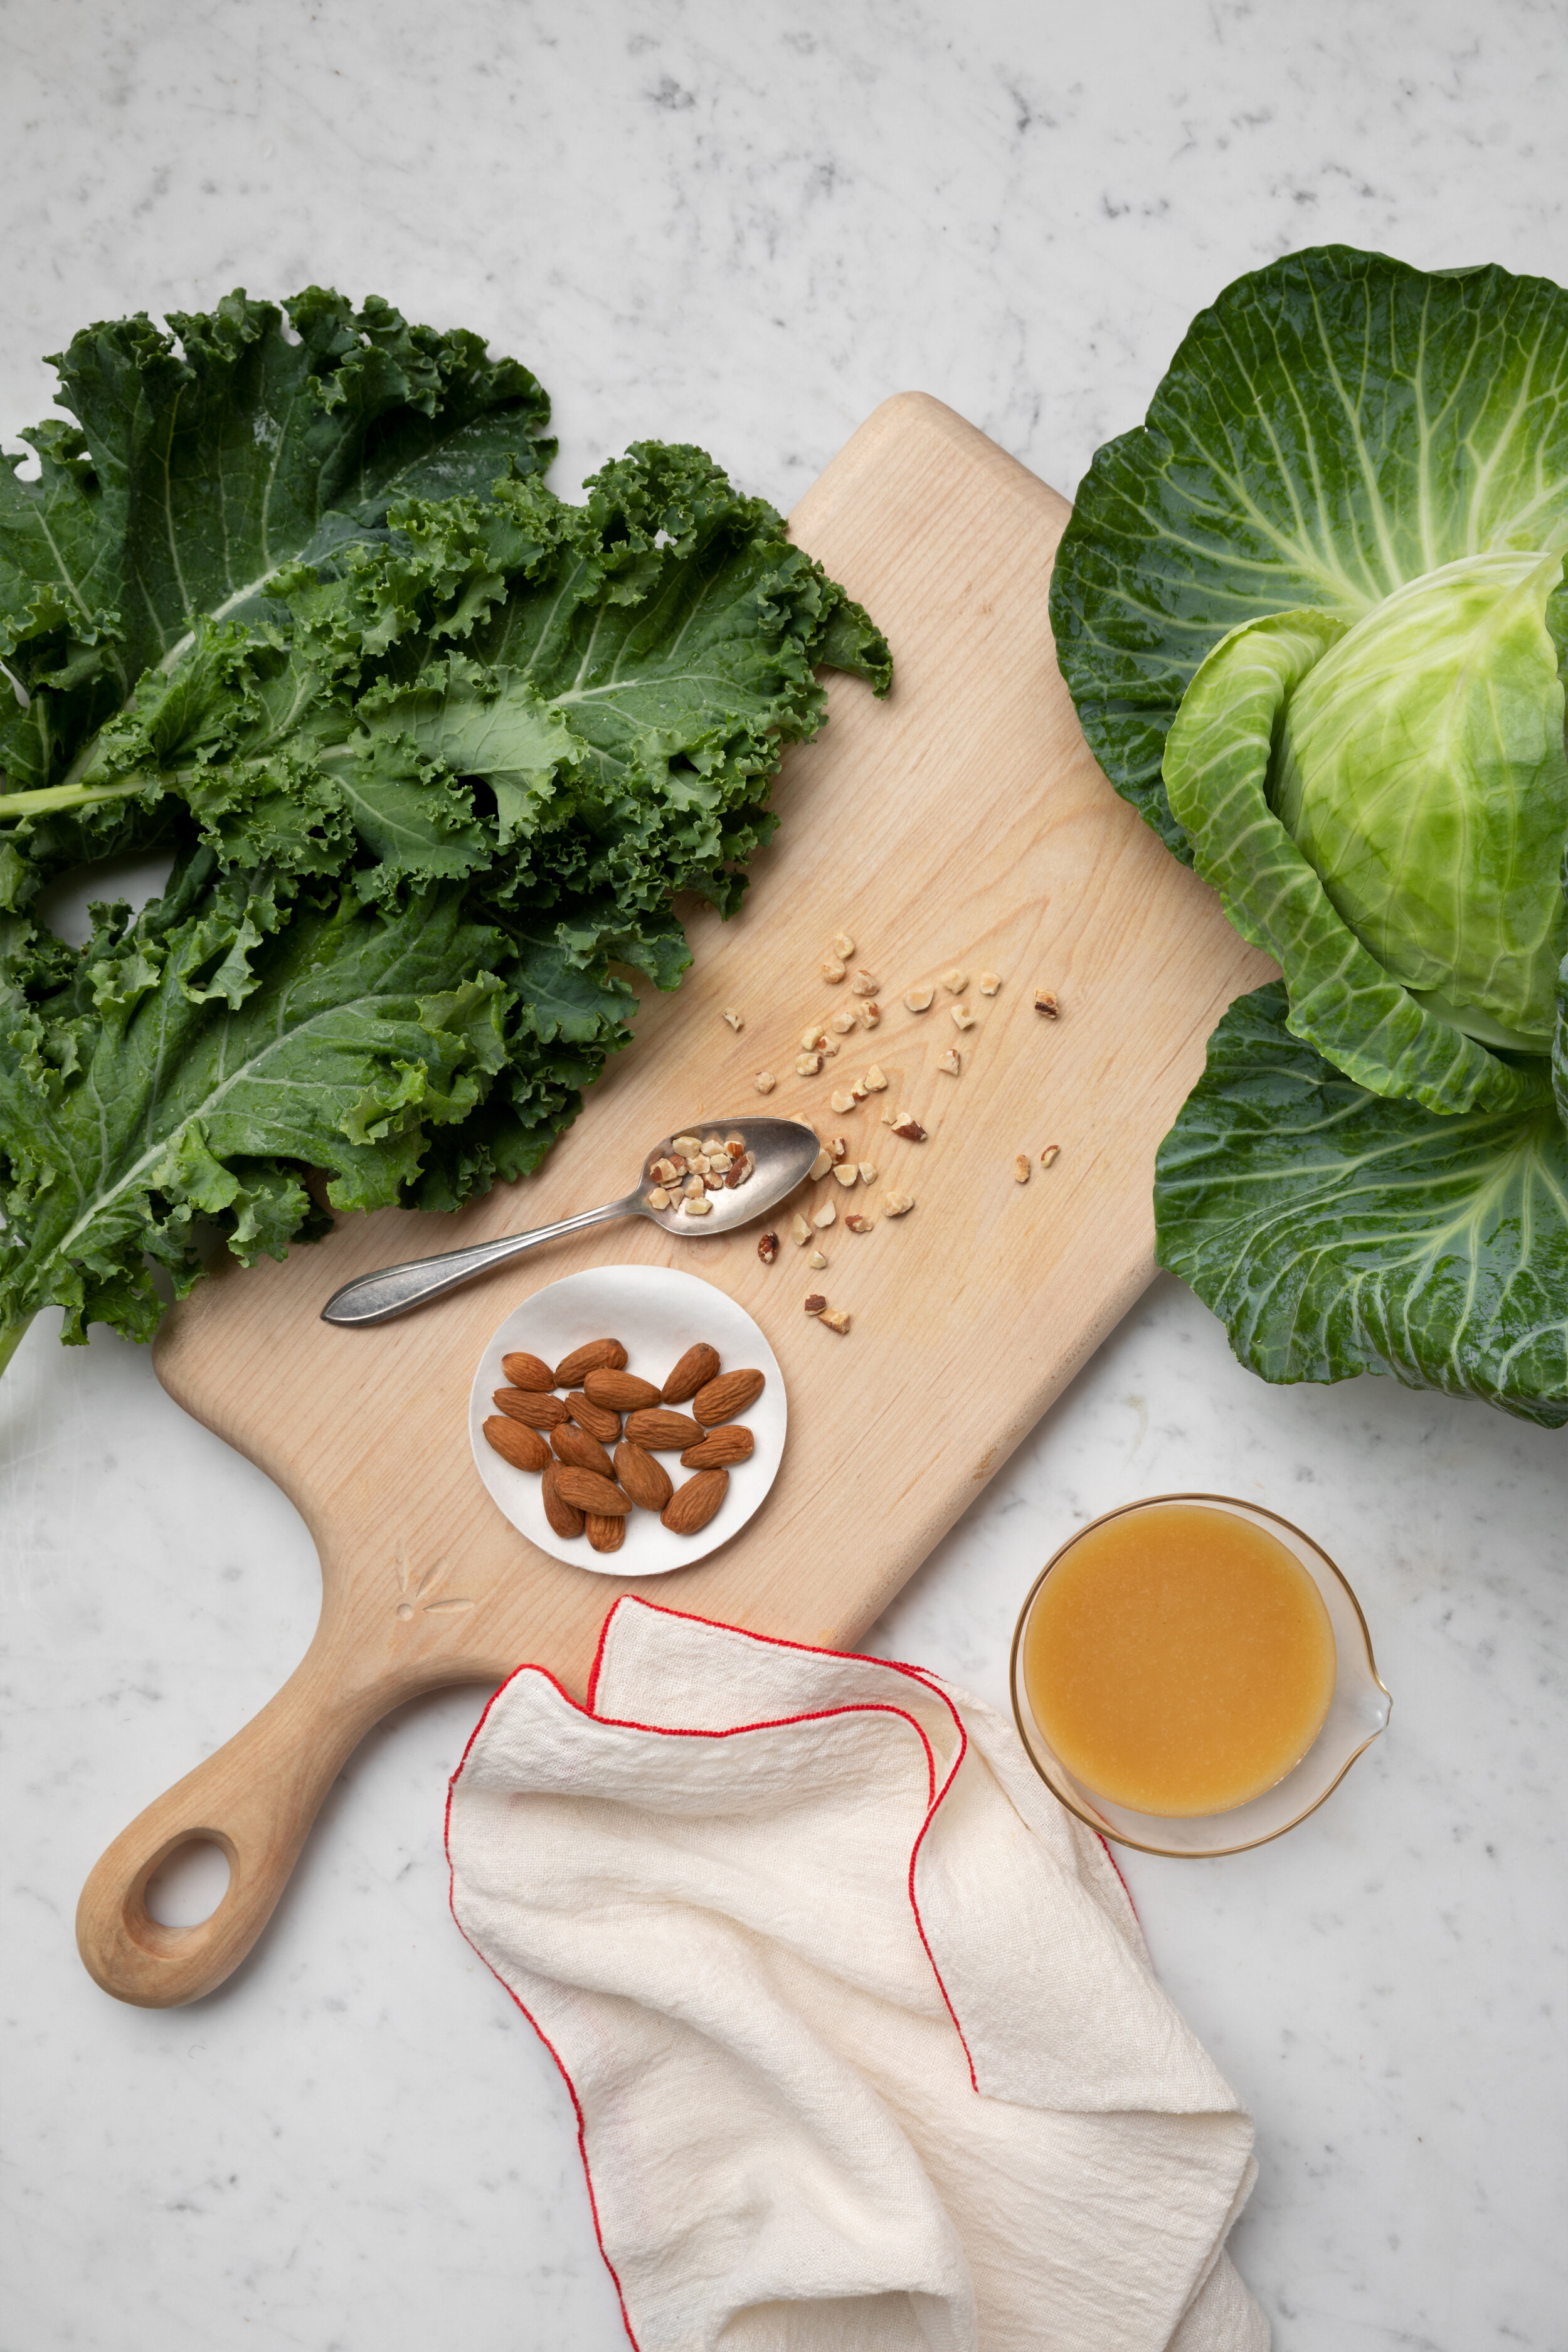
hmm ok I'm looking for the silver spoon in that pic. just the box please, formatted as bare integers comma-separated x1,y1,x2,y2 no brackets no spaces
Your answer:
320,1115,819,1327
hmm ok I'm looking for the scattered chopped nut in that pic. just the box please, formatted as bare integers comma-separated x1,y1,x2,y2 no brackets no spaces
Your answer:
893,1115,927,1141
979,972,1002,995
808,1249,829,1269
950,1004,977,1030
829,1009,858,1034
722,1007,744,1031
1014,1155,1031,1184
758,1230,780,1264
822,956,847,983
795,1051,824,1076
645,1186,672,1209
857,1160,878,1183
721,1160,744,1188
832,1162,859,1188
864,1065,888,1091
831,931,856,958
754,1071,776,1094
881,1104,899,1126
1034,990,1061,1019
827,1135,849,1161
651,1157,679,1184
683,1173,706,1197
845,1212,874,1234
881,1190,914,1217
684,1195,712,1216
792,1212,813,1246
790,1113,820,1133
829,1086,857,1113
702,1135,724,1153
903,984,935,1012
819,1306,852,1334
703,1171,725,1191
689,1153,709,1173
1040,1142,1061,1169
803,1293,829,1315
673,1135,701,1156
812,1199,837,1230
800,1022,827,1051
850,969,879,997
808,1148,834,1181
941,967,969,993
726,1136,745,1158
821,1036,842,1056
938,1048,961,1076
849,1078,868,1102
860,1002,881,1029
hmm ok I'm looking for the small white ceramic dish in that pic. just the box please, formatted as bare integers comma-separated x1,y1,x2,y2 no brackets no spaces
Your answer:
469,1263,787,1575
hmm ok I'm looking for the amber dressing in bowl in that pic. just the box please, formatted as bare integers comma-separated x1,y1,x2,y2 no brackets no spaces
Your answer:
1020,1500,1338,1816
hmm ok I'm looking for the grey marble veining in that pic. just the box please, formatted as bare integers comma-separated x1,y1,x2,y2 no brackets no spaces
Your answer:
3,3,1566,2347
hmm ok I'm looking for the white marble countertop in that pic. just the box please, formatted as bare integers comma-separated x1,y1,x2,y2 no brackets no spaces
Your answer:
2,4,1564,2346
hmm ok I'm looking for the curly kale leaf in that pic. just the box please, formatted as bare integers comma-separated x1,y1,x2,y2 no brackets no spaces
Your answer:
0,286,554,793
0,847,512,1355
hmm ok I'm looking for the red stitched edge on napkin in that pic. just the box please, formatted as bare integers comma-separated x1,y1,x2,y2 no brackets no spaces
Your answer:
443,1597,984,2346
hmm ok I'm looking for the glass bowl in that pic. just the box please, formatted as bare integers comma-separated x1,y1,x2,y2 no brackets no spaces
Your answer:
1009,1493,1391,1858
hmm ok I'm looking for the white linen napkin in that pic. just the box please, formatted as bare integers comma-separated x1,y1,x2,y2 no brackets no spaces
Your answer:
446,1596,1267,2352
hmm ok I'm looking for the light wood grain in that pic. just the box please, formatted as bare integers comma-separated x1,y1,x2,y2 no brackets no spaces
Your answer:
75,393,1272,2006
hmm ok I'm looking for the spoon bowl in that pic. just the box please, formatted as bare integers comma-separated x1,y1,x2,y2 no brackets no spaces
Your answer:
320,1116,819,1327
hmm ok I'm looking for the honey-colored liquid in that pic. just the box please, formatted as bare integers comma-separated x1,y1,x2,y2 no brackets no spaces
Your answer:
1022,1503,1337,1816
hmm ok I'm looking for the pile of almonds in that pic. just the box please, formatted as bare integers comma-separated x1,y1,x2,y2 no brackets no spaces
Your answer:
483,1337,766,1555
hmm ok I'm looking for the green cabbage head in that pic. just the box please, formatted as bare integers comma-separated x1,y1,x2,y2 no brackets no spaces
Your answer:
1050,245,1568,1424
1274,549,1568,1052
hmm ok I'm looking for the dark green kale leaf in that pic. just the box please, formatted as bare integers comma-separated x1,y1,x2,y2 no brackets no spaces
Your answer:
0,845,511,1370
0,287,554,793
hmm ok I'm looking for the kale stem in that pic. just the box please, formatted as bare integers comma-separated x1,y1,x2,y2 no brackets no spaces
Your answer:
0,771,165,821
0,1313,34,1382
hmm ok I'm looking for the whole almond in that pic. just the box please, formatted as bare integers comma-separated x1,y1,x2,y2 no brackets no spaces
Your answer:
585,1513,626,1555
551,1466,633,1517
541,1463,586,1539
565,1390,622,1443
484,1415,551,1474
661,1342,722,1404
555,1338,629,1387
660,1468,729,1536
585,1367,663,1412
501,1350,556,1393
692,1368,765,1427
552,1422,616,1481
493,1387,568,1431
680,1424,755,1470
614,1441,674,1512
623,1407,705,1452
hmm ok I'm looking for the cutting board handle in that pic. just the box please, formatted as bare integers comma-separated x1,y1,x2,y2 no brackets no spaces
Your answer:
75,1645,393,2008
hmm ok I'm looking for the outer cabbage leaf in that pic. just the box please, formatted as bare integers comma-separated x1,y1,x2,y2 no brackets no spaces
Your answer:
1051,245,1568,857
0,288,554,792
1274,550,1568,1042
0,849,512,1363
1163,608,1544,1117
1156,983,1568,1429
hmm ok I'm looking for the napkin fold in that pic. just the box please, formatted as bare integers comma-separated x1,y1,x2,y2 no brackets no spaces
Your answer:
446,1597,1267,2352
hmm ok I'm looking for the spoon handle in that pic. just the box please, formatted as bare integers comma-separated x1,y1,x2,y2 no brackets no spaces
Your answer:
319,1195,642,1327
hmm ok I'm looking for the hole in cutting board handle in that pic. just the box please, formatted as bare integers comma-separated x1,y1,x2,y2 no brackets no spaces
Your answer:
143,1840,232,1928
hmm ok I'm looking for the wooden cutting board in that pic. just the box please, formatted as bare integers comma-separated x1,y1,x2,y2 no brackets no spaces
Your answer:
75,393,1272,2007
